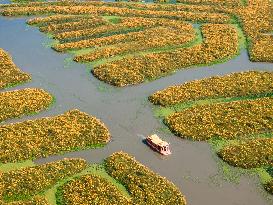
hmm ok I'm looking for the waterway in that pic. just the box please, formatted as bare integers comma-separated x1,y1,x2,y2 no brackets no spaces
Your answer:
0,14,272,205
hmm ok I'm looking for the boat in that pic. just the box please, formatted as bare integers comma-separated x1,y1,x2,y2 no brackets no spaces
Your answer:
146,134,171,155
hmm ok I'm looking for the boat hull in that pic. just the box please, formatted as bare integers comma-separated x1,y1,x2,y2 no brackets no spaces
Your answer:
146,139,171,155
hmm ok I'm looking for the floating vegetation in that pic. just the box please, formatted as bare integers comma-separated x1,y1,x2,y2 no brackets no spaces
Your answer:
0,109,110,163
176,0,241,6
0,1,257,86
51,17,195,51
105,151,186,205
0,88,53,122
4,196,50,205
236,0,272,62
93,24,238,86
250,35,273,62
39,16,107,33
149,71,273,106
218,138,273,168
1,158,87,202
150,69,273,194
27,14,93,26
1,1,271,85
165,97,273,141
0,48,31,89
0,152,186,204
1,2,231,23
57,175,131,205
73,28,194,63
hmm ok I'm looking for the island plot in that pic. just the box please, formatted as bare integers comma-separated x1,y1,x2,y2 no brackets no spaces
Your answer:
0,152,186,205
0,48,53,122
149,70,273,194
56,152,186,205
0,48,30,89
1,0,271,86
0,109,111,163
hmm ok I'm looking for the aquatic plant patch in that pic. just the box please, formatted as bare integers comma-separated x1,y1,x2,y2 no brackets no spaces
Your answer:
250,35,273,62
218,138,273,168
3,196,50,205
46,18,192,53
0,48,31,89
149,71,273,106
165,97,273,141
57,174,131,205
236,0,272,62
176,0,241,6
149,64,273,194
1,158,87,201
39,18,107,34
52,17,156,41
0,1,226,14
93,24,238,86
1,3,231,24
0,88,53,122
27,14,94,26
105,151,186,205
2,1,272,62
0,109,110,163
1,0,271,89
53,19,194,52
74,27,195,62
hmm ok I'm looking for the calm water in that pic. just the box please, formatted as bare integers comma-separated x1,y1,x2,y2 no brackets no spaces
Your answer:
0,16,273,205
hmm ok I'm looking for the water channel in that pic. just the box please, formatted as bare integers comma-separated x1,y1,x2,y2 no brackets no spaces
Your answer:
0,12,273,205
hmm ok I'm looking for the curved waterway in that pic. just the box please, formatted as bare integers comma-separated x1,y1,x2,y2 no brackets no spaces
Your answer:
0,16,273,205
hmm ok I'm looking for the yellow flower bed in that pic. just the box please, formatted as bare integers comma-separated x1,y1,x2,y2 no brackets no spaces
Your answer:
236,0,272,62
176,0,241,6
218,138,273,168
2,1,271,88
1,158,87,201
0,109,111,163
0,49,31,89
250,35,273,62
4,196,50,205
75,32,193,62
27,14,87,25
82,1,233,15
2,1,272,64
39,16,107,33
149,71,273,106
74,27,195,62
165,97,273,141
93,24,238,86
58,175,131,205
1,3,231,23
53,17,157,41
0,1,226,14
0,88,53,122
54,18,194,52
105,151,186,205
